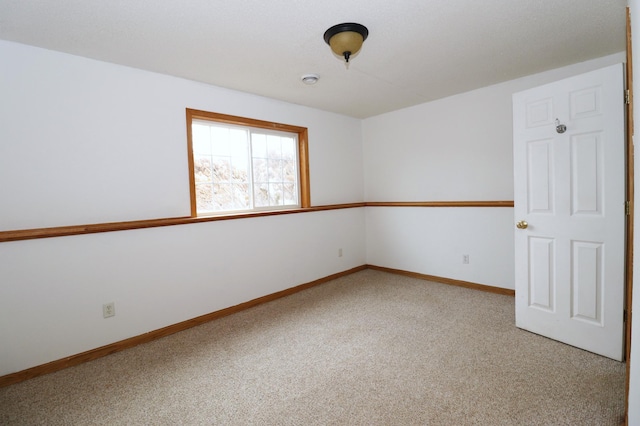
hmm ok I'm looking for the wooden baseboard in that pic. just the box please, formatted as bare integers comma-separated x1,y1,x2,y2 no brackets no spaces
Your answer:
0,265,366,388
366,265,516,296
0,264,512,388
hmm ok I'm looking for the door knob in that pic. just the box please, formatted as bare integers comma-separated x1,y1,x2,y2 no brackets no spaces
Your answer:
516,220,528,229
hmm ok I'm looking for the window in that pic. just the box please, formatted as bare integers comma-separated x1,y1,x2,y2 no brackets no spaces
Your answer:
186,109,310,216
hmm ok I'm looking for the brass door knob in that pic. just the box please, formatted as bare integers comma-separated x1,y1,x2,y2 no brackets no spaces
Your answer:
516,220,528,229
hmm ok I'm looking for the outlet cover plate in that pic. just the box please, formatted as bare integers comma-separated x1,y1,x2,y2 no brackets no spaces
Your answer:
103,302,115,318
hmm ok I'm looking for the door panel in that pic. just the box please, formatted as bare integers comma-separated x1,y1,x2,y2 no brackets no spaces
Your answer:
529,236,555,311
571,240,603,325
527,139,555,213
526,98,554,127
571,132,602,215
513,63,625,361
570,86,602,119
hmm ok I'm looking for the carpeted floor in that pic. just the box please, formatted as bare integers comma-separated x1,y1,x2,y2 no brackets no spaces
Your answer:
0,269,626,425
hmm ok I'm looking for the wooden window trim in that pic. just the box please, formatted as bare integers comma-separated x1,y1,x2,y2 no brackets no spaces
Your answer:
186,109,310,216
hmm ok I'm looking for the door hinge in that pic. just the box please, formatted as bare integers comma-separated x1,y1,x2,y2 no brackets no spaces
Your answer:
626,200,631,216
626,89,631,105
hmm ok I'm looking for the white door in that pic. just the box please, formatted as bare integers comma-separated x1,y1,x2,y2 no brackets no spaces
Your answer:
513,63,626,361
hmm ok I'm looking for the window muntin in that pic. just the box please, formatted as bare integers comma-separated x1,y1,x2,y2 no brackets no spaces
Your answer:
187,110,309,216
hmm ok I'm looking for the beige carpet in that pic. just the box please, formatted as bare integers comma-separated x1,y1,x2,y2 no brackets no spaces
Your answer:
0,269,626,425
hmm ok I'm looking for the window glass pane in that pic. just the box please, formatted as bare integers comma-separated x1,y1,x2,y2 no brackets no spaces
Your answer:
284,183,296,205
230,147,249,184
251,134,298,208
230,128,247,147
195,183,214,212
282,138,298,205
281,137,295,158
267,135,282,158
269,183,284,206
214,183,248,211
192,124,213,156
268,159,284,182
252,158,268,183
214,183,233,211
197,125,251,213
193,156,212,183
283,159,296,182
252,133,267,158
254,183,269,207
210,127,231,156
213,157,231,182
232,183,250,209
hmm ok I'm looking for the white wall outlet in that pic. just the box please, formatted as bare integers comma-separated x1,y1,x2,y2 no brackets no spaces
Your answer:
103,302,115,318
338,248,343,257
463,254,470,264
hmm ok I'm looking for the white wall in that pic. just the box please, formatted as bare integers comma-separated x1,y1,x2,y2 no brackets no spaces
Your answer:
366,207,515,288
0,209,365,375
628,2,640,425
362,52,625,290
0,41,366,375
0,40,364,231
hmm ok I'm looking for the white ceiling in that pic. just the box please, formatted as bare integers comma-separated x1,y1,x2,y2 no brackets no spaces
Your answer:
0,1,627,118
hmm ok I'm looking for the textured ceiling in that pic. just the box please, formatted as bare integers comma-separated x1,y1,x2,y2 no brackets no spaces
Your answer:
0,1,627,118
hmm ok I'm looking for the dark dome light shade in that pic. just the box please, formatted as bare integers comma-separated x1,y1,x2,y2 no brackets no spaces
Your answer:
323,23,369,64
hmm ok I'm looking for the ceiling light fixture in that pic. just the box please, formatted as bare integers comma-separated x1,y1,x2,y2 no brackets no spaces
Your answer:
301,74,320,85
323,22,368,66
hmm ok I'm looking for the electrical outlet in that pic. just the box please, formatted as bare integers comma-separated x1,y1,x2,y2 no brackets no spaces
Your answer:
338,248,343,257
463,254,470,264
103,302,115,318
